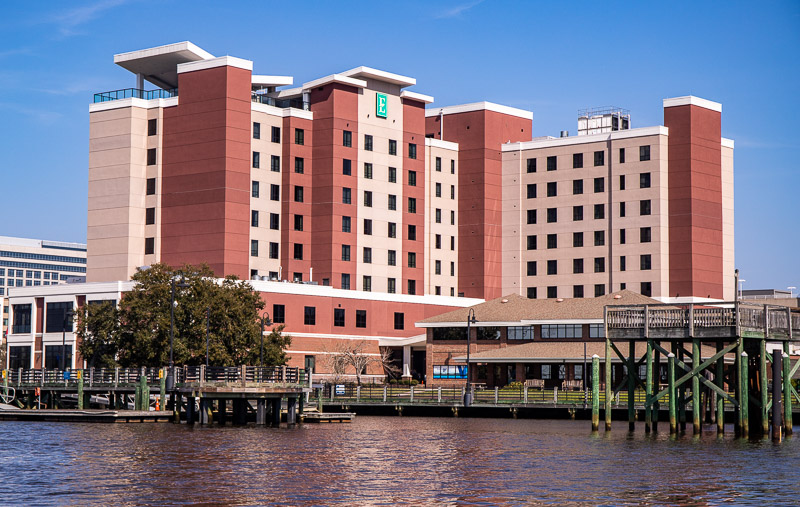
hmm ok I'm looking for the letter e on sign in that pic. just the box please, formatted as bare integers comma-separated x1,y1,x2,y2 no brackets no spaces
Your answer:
376,92,388,118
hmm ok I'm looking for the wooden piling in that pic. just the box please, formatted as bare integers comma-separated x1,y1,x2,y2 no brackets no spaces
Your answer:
186,396,196,425
232,399,247,425
783,346,792,436
287,397,297,425
759,340,769,437
199,398,211,425
716,340,724,435
256,399,266,425
591,354,599,432
604,337,612,431
628,340,635,432
271,398,282,426
77,376,85,410
668,353,677,434
772,350,782,442
645,341,653,433
653,346,660,432
159,368,166,412
692,339,701,434
217,399,227,425
741,352,749,438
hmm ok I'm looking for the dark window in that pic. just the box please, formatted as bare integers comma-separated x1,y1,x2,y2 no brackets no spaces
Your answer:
573,285,584,298
408,143,417,159
573,205,583,221
356,310,367,328
295,128,304,145
573,179,583,195
342,216,351,233
594,230,605,246
640,200,652,216
526,158,536,173
294,214,303,231
364,163,373,179
527,235,537,250
388,167,396,182
619,147,625,163
294,157,304,173
527,261,537,276
388,222,396,238
595,284,606,297
527,209,537,225
364,219,372,235
145,237,155,255
363,247,372,263
293,243,303,260
434,234,441,249
451,236,455,250
148,118,157,136
547,182,557,197
620,174,626,190
546,156,557,171
271,126,280,143
253,151,260,168
343,159,352,175
343,130,352,147
341,273,351,290
408,171,417,186
269,242,279,259
271,155,280,172
620,228,626,244
146,178,156,195
389,139,397,155
594,257,605,273
620,202,626,217
251,122,259,139
388,250,396,266
388,278,396,293
394,312,404,330
435,183,442,197
390,195,398,211
341,245,350,261
304,306,316,325
547,234,557,249
451,185,455,199
640,172,651,188
250,210,258,227
547,260,557,275
527,184,537,199
147,148,156,166
641,254,652,270
270,184,280,201
334,308,345,327
451,160,455,174
408,198,417,214
250,240,258,257
547,286,557,299
364,191,373,207
594,204,604,219
408,252,416,268
364,134,373,151
547,208,557,223
146,207,155,225
273,304,285,324
573,153,583,168
640,227,652,243
407,279,416,295
45,345,72,370
343,188,351,204
435,157,442,172
305,355,316,373
294,186,304,202
620,256,626,271
527,287,537,299
594,177,604,193
594,150,605,166
641,281,652,297
640,145,651,161
12,304,32,334
573,258,584,274
573,232,584,247
252,181,259,198
46,302,73,333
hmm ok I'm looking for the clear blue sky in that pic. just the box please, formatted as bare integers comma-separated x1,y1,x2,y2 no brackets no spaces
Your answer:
1,1,797,292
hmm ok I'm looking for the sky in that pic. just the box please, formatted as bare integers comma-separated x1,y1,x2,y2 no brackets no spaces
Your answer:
0,1,798,292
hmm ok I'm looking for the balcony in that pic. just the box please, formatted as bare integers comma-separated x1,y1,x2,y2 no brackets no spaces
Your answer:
93,88,178,103
252,93,308,111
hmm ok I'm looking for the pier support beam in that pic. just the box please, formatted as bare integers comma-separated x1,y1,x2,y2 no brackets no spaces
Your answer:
256,399,266,425
199,398,211,425
783,347,793,436
271,398,282,427
186,396,196,424
760,340,769,437
172,393,180,423
77,377,85,410
692,339,701,435
159,369,166,412
772,350,782,442
287,397,297,425
716,341,725,435
604,337,612,431
645,340,653,433
217,399,227,425
668,353,677,434
653,347,660,432
232,399,247,425
628,340,635,432
591,355,599,432
741,352,749,438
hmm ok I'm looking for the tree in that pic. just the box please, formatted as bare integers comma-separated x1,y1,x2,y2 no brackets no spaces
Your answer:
75,263,290,367
323,341,400,384
76,300,120,368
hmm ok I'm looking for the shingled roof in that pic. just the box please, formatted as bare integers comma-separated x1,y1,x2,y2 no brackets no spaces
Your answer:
417,290,661,326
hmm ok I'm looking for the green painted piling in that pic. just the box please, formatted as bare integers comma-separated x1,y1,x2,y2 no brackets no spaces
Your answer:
759,340,768,437
628,340,635,432
160,368,166,411
653,347,660,431
692,339,701,434
139,375,149,411
716,341,725,435
591,355,599,431
783,345,792,436
645,340,653,433
741,351,749,438
604,338,612,431
668,353,677,434
77,375,85,410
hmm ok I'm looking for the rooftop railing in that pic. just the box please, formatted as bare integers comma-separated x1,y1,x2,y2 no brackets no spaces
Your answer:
251,93,308,110
93,88,178,103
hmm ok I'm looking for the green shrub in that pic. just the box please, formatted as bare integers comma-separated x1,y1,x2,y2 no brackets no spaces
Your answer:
507,381,523,389
389,378,397,384
410,379,419,386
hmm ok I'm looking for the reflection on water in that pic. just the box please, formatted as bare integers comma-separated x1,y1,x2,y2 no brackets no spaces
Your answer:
0,417,797,506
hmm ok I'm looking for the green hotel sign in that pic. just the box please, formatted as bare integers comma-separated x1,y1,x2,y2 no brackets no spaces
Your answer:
376,92,388,118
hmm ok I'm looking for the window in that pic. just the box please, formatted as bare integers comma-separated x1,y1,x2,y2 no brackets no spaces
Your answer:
362,276,372,293
271,126,280,143
388,222,396,238
573,153,583,168
541,324,583,339
451,160,455,174
594,177,604,193
356,309,367,327
451,236,455,250
270,155,280,172
408,171,417,186
620,256,626,271
640,254,652,270
477,327,501,340
640,173,651,188
435,157,442,172
387,278,396,294
294,214,303,231
364,191,372,207
293,243,303,260
363,247,372,264
435,182,442,197
527,287,537,299
435,234,441,249
547,182,557,197
573,179,583,195
389,195,398,211
407,279,416,295
147,148,156,165
408,197,417,213
341,245,351,261
294,157,304,173
408,252,417,268
343,130,352,147
146,207,156,225
273,304,285,324
270,184,280,201
435,208,441,223
146,178,156,195
451,185,455,199
250,210,258,227
341,273,351,290
343,188,352,204
527,235,537,250
508,326,533,340
573,206,583,221
620,229,626,244
542,365,552,379
573,285,584,298
270,213,279,231
389,139,397,155
388,167,397,183
573,258,584,274
304,306,316,325
547,155,557,171
450,261,455,276
294,186,304,202
594,204,604,219
640,200,652,216
364,134,373,151
620,174,626,190
594,150,605,166
594,257,605,273
46,302,73,333
394,312,404,330
250,240,258,257
573,232,584,248
342,216,351,233
408,143,417,159
148,118,157,136
408,225,417,241
295,128,304,145
527,209,537,225
364,163,373,179
527,261,537,276
547,286,558,299
619,148,626,164
620,202,626,217
641,281,652,297
547,260,557,275
640,145,651,161
526,158,537,173
11,304,32,334
364,219,372,235
145,237,155,255
527,184,537,199
640,227,652,243
590,324,605,338
253,152,260,168
388,250,396,266
547,234,557,249
594,231,605,246
433,365,468,379
343,159,352,175
334,308,345,327
435,260,441,275
269,242,278,259
547,208,557,223
595,284,605,297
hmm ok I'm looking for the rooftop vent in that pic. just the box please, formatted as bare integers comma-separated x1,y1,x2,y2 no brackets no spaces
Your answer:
560,130,569,138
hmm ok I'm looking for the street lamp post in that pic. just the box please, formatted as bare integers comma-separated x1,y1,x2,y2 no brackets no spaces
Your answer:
61,308,74,372
260,311,272,368
465,308,476,406
167,276,189,391
205,306,210,368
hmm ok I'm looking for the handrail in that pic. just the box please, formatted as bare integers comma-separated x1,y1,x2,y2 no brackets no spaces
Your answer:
93,88,178,103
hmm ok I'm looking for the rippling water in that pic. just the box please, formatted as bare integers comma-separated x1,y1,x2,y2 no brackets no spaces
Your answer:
0,417,798,506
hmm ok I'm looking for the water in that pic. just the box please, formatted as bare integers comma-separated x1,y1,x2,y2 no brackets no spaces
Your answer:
0,417,798,506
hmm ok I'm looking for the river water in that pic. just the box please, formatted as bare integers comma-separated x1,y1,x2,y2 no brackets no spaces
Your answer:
0,417,797,506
